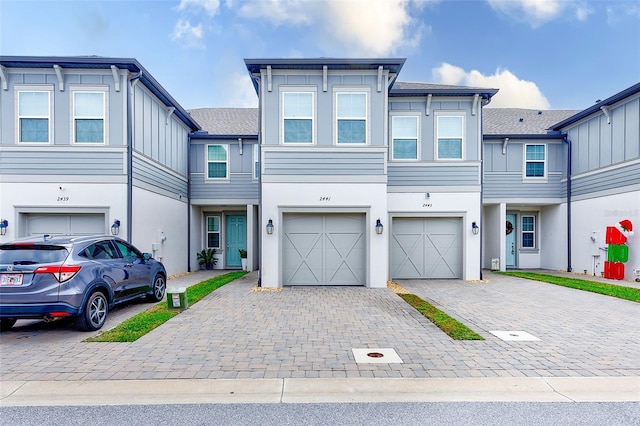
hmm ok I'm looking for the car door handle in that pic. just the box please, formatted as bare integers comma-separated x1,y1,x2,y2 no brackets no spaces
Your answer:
125,263,134,268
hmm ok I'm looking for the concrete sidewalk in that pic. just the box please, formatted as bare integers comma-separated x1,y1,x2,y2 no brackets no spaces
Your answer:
2,377,639,406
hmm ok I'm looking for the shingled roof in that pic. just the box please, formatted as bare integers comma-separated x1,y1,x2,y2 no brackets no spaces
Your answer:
189,108,258,136
483,108,578,136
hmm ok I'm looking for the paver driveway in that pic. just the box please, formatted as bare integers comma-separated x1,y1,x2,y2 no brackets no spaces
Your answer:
0,271,638,381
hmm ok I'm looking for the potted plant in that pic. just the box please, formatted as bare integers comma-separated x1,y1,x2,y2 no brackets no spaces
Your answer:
238,249,247,271
197,248,217,270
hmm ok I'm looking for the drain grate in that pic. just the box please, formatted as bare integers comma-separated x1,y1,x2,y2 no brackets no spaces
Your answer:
352,348,403,363
489,330,540,341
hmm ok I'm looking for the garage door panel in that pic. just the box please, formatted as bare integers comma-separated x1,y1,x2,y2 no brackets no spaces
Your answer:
283,214,365,286
26,214,105,236
392,218,461,279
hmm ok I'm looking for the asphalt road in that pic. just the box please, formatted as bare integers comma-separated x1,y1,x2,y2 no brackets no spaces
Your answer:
1,402,639,426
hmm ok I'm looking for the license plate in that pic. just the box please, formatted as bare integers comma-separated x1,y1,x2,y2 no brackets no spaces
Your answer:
1,274,23,286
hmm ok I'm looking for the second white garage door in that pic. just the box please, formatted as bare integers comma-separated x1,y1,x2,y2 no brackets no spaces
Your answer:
391,217,462,279
283,214,365,285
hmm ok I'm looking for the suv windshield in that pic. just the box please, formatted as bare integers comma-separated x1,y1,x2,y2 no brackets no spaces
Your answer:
0,245,69,265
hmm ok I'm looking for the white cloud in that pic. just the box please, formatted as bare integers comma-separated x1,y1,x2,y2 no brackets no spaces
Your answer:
171,19,206,49
236,0,431,56
219,72,259,108
431,63,550,109
487,0,592,28
177,0,221,17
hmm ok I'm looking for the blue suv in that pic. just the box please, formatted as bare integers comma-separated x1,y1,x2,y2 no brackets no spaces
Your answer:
0,235,166,331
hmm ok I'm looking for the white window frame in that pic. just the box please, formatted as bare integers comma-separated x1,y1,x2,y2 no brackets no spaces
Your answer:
15,85,54,144
391,114,420,161
523,143,547,181
253,143,261,180
205,215,221,249
521,215,536,249
280,87,316,145
334,88,370,145
71,85,108,145
206,144,229,181
435,111,465,160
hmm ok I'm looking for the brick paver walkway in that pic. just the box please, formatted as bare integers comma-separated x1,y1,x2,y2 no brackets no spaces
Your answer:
1,271,638,381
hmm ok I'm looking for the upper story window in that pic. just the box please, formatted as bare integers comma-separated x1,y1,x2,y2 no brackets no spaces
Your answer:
521,215,536,248
17,88,52,143
336,92,367,144
207,144,228,179
253,144,260,179
436,113,464,160
392,116,419,160
73,90,106,144
524,144,546,178
283,92,314,144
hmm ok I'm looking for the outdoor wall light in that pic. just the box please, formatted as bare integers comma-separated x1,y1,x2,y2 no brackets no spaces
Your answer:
266,219,274,235
0,219,7,236
375,219,384,235
111,220,121,236
472,221,480,235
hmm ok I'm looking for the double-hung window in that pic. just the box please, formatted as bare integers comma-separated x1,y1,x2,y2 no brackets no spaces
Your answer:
524,144,546,178
207,144,228,179
521,215,536,248
206,216,221,249
17,88,52,143
283,92,313,144
392,116,419,160
73,90,106,143
336,92,367,144
436,113,464,160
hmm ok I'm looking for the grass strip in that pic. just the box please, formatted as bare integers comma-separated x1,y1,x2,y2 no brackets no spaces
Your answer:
398,293,484,340
498,272,640,303
87,270,248,342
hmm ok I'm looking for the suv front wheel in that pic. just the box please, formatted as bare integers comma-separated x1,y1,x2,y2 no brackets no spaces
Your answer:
76,291,108,331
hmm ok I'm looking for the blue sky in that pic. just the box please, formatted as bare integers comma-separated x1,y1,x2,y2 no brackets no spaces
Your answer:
1,0,639,111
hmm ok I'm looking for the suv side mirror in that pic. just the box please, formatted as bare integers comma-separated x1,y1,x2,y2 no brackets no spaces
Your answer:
143,253,152,261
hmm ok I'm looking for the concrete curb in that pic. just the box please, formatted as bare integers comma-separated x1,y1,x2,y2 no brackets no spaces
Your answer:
1,377,638,406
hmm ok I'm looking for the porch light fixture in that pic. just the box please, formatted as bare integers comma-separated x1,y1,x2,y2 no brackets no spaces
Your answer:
472,221,480,235
0,219,7,236
266,219,274,235
111,220,121,236
375,219,383,235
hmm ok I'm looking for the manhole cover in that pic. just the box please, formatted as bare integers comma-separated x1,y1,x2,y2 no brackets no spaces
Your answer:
352,348,403,364
367,352,384,358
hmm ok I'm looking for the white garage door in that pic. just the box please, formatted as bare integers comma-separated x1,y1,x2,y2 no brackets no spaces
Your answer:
391,218,462,279
25,213,105,236
283,214,365,285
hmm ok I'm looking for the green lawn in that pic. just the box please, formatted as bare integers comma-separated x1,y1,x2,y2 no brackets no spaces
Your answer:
86,270,248,342
498,271,640,303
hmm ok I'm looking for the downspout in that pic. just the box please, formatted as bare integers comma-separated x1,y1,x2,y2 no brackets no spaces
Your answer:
563,134,572,272
187,133,192,272
479,95,491,280
127,70,142,242
255,75,262,286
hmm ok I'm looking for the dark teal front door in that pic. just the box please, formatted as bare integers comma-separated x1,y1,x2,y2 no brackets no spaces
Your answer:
226,215,246,268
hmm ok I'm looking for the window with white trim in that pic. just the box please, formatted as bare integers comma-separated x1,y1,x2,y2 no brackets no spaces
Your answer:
525,144,546,178
253,144,260,179
521,215,536,248
73,91,106,143
17,90,51,143
436,114,464,159
206,216,221,249
207,145,228,179
336,92,367,144
392,116,419,160
283,92,313,144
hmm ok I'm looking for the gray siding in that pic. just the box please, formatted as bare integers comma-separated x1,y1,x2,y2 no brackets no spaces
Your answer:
191,173,258,200
388,164,480,186
263,149,385,176
483,172,564,199
132,155,188,197
571,162,640,198
566,96,640,174
0,148,125,175
483,140,565,173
